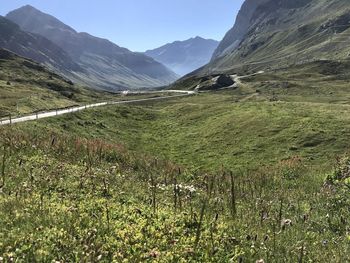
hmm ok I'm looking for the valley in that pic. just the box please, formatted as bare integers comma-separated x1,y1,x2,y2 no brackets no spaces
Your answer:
2,83,350,261
1,0,350,262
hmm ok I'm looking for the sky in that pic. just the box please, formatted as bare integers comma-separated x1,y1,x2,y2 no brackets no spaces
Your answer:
0,0,245,52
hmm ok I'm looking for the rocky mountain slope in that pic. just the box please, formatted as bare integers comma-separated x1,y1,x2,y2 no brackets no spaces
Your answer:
0,16,80,74
182,0,350,84
145,37,218,76
6,5,178,90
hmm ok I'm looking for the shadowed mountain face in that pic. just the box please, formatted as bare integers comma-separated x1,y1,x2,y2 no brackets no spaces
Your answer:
6,5,178,90
0,48,76,116
0,16,81,74
189,0,350,77
145,37,219,76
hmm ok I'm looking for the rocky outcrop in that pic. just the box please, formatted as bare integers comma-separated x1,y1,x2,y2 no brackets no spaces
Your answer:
196,75,235,91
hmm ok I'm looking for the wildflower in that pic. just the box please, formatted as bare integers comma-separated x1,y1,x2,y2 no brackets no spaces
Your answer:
281,219,293,230
157,184,167,191
256,260,265,263
184,185,196,193
149,250,160,258
169,239,178,245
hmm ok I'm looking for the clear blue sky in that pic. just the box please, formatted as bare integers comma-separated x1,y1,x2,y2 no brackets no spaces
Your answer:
0,0,244,52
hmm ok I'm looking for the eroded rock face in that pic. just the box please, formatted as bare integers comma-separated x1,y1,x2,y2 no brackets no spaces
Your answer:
212,0,270,60
212,0,313,60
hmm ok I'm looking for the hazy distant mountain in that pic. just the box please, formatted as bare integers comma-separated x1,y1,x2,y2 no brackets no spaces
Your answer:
0,16,81,74
145,37,219,76
6,5,178,90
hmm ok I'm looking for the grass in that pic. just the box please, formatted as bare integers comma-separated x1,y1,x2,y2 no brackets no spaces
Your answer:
0,49,121,117
0,114,350,261
19,86,350,173
2,65,350,261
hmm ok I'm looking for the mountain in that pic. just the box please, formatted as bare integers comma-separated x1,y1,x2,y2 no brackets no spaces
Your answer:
6,5,178,90
180,0,350,88
145,37,219,76
0,48,85,116
212,0,270,60
0,16,81,74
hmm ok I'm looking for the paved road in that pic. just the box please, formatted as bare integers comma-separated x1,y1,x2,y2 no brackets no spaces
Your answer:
0,91,194,126
0,72,262,126
231,71,265,87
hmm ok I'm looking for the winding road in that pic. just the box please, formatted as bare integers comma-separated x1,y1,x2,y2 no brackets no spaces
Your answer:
0,71,263,127
0,91,195,126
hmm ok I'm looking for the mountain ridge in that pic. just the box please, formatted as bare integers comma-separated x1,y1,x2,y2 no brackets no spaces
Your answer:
0,15,81,74
145,36,218,76
6,5,178,91
178,0,350,88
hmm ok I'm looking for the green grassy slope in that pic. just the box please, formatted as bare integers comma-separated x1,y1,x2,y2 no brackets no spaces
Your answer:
17,82,350,174
210,0,350,74
0,49,118,117
1,88,350,261
177,0,350,89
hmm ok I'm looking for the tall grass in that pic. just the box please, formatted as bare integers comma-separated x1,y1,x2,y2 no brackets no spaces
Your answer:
0,126,349,261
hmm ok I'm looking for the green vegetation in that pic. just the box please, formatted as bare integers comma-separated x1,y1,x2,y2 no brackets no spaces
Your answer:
1,103,350,261
22,86,350,172
2,0,350,260
0,49,117,117
1,73,350,261
185,0,350,83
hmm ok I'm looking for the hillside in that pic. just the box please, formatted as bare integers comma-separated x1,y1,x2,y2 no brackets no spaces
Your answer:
6,5,178,91
177,0,350,89
145,37,218,76
211,0,270,60
2,84,350,260
2,0,350,261
0,49,116,117
0,16,80,73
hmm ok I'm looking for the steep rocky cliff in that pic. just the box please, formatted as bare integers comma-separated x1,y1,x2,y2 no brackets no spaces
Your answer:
194,0,350,77
212,0,270,59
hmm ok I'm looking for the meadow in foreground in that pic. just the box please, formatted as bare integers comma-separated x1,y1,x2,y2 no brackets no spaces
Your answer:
1,87,350,261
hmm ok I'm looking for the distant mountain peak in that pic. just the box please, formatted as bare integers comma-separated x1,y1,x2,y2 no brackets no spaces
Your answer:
7,5,77,34
193,36,203,40
18,4,37,10
145,37,219,76
5,5,178,90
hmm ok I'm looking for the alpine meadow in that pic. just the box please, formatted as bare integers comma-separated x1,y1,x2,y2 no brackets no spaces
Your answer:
1,0,350,262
